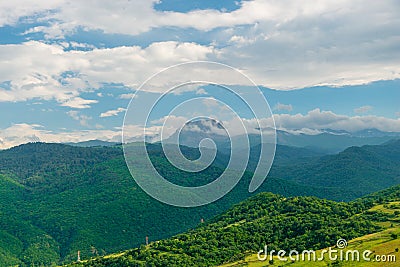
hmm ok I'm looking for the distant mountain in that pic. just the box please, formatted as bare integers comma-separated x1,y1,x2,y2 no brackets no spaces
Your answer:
353,128,400,138
315,128,400,138
275,129,399,153
257,143,324,167
164,119,400,154
64,140,120,147
164,118,229,149
225,129,400,154
270,139,400,198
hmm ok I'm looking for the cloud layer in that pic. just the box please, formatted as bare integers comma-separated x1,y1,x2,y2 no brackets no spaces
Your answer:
0,41,214,106
1,0,399,95
1,1,399,148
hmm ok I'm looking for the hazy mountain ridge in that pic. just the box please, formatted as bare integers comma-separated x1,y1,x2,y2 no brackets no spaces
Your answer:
64,140,120,147
269,139,400,198
164,119,400,154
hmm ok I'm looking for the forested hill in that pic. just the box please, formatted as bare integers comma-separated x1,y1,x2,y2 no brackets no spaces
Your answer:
0,141,399,266
269,139,400,198
0,142,122,191
0,142,347,266
66,185,400,267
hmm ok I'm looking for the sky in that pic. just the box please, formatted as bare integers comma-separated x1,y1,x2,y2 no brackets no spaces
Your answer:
0,0,399,149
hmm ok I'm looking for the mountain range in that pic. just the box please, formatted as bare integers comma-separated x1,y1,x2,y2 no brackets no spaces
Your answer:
0,137,399,265
163,119,400,154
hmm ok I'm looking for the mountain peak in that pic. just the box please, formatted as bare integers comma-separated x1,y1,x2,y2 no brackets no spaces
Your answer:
181,118,225,133
164,118,228,148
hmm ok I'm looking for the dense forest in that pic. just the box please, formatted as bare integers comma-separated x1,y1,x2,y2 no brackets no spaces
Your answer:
66,185,400,266
0,141,399,265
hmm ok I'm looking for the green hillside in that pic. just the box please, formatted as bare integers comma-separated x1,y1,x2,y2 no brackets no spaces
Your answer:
269,140,400,200
64,185,400,267
220,202,400,266
0,141,399,265
0,143,351,265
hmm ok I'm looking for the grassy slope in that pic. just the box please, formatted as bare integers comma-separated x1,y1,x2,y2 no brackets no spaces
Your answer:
220,202,400,266
65,190,393,267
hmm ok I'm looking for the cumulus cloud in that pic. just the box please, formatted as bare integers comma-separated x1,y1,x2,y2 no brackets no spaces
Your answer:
163,109,400,138
0,1,399,96
149,115,189,141
100,107,126,118
118,93,136,99
3,108,400,149
354,105,373,114
61,97,98,109
144,108,400,141
195,88,208,95
196,2,400,89
274,103,293,112
1,0,399,148
6,0,391,40
271,109,400,133
0,123,121,149
0,41,214,105
0,0,64,27
0,0,311,36
66,110,92,127
228,35,259,46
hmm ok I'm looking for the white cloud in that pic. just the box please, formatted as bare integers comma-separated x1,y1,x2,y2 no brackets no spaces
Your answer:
0,0,274,36
274,103,293,112
218,2,400,88
100,107,126,118
0,0,399,103
5,0,381,39
69,42,97,50
185,108,400,137
119,93,136,99
229,35,251,45
271,109,400,133
66,110,92,127
61,97,98,109
0,41,214,105
0,123,121,149
195,88,208,95
122,123,163,143
150,115,188,140
3,108,400,149
202,97,219,108
0,1,64,27
354,105,373,114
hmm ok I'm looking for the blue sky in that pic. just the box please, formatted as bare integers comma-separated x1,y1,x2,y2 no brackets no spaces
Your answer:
0,0,399,148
